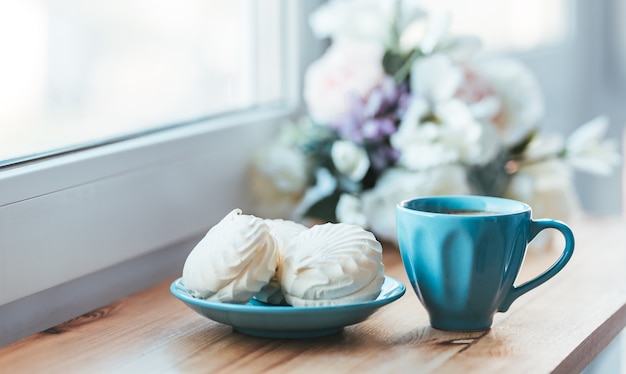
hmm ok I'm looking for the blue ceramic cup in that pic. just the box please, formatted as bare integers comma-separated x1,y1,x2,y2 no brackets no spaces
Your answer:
396,195,575,331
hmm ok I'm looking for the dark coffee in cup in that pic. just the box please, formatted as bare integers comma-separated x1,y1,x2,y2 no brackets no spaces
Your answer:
422,209,499,216
443,210,498,215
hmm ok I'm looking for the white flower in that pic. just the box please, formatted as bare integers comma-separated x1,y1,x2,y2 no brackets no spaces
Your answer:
249,144,308,219
310,0,425,47
503,159,580,251
392,53,502,171
472,58,545,145
331,140,371,181
396,95,429,127
565,116,620,176
455,65,501,120
504,159,580,222
336,193,368,227
394,141,459,171
523,132,565,162
391,98,500,170
361,165,470,241
303,42,384,124
419,11,451,54
253,144,308,193
436,35,482,63
391,119,458,170
399,11,481,61
436,101,500,167
278,116,334,147
411,54,463,103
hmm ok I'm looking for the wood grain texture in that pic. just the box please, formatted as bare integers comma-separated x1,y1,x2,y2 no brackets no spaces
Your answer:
1,217,624,373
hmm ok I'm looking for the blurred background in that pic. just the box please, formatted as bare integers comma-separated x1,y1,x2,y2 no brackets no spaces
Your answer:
0,0,623,214
420,0,626,214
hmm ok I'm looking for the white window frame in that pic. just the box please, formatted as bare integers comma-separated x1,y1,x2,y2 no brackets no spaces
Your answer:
0,0,326,345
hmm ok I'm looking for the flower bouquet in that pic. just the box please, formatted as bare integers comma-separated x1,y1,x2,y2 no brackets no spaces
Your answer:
250,0,620,242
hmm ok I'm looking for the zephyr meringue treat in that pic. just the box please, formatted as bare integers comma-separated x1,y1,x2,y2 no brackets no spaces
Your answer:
182,209,278,303
265,219,308,251
255,219,308,304
280,222,385,307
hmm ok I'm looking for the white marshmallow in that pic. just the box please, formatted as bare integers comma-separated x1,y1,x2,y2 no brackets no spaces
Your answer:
182,209,278,303
280,222,384,306
255,218,308,304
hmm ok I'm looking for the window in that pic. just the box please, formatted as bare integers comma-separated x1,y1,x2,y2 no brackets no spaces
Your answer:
418,0,571,52
0,0,285,165
0,1,324,318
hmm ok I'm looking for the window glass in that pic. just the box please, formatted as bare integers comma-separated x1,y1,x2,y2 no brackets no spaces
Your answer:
0,0,284,165
418,0,571,52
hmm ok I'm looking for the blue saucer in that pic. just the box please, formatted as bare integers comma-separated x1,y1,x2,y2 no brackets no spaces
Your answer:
170,275,405,338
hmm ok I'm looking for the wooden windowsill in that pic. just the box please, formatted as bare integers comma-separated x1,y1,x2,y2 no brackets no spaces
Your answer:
1,216,625,373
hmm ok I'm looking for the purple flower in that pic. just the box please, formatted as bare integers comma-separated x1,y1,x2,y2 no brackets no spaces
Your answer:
331,76,409,144
369,144,400,171
329,76,408,172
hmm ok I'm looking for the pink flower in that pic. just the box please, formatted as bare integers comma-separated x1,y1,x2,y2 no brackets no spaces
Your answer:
472,58,545,145
303,42,385,124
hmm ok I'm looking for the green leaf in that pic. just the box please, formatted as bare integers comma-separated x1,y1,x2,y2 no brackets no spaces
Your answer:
384,48,422,84
383,51,410,76
467,150,512,197
302,189,341,223
509,129,537,156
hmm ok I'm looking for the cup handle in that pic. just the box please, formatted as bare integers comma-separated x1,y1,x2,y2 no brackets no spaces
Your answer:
498,219,575,312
